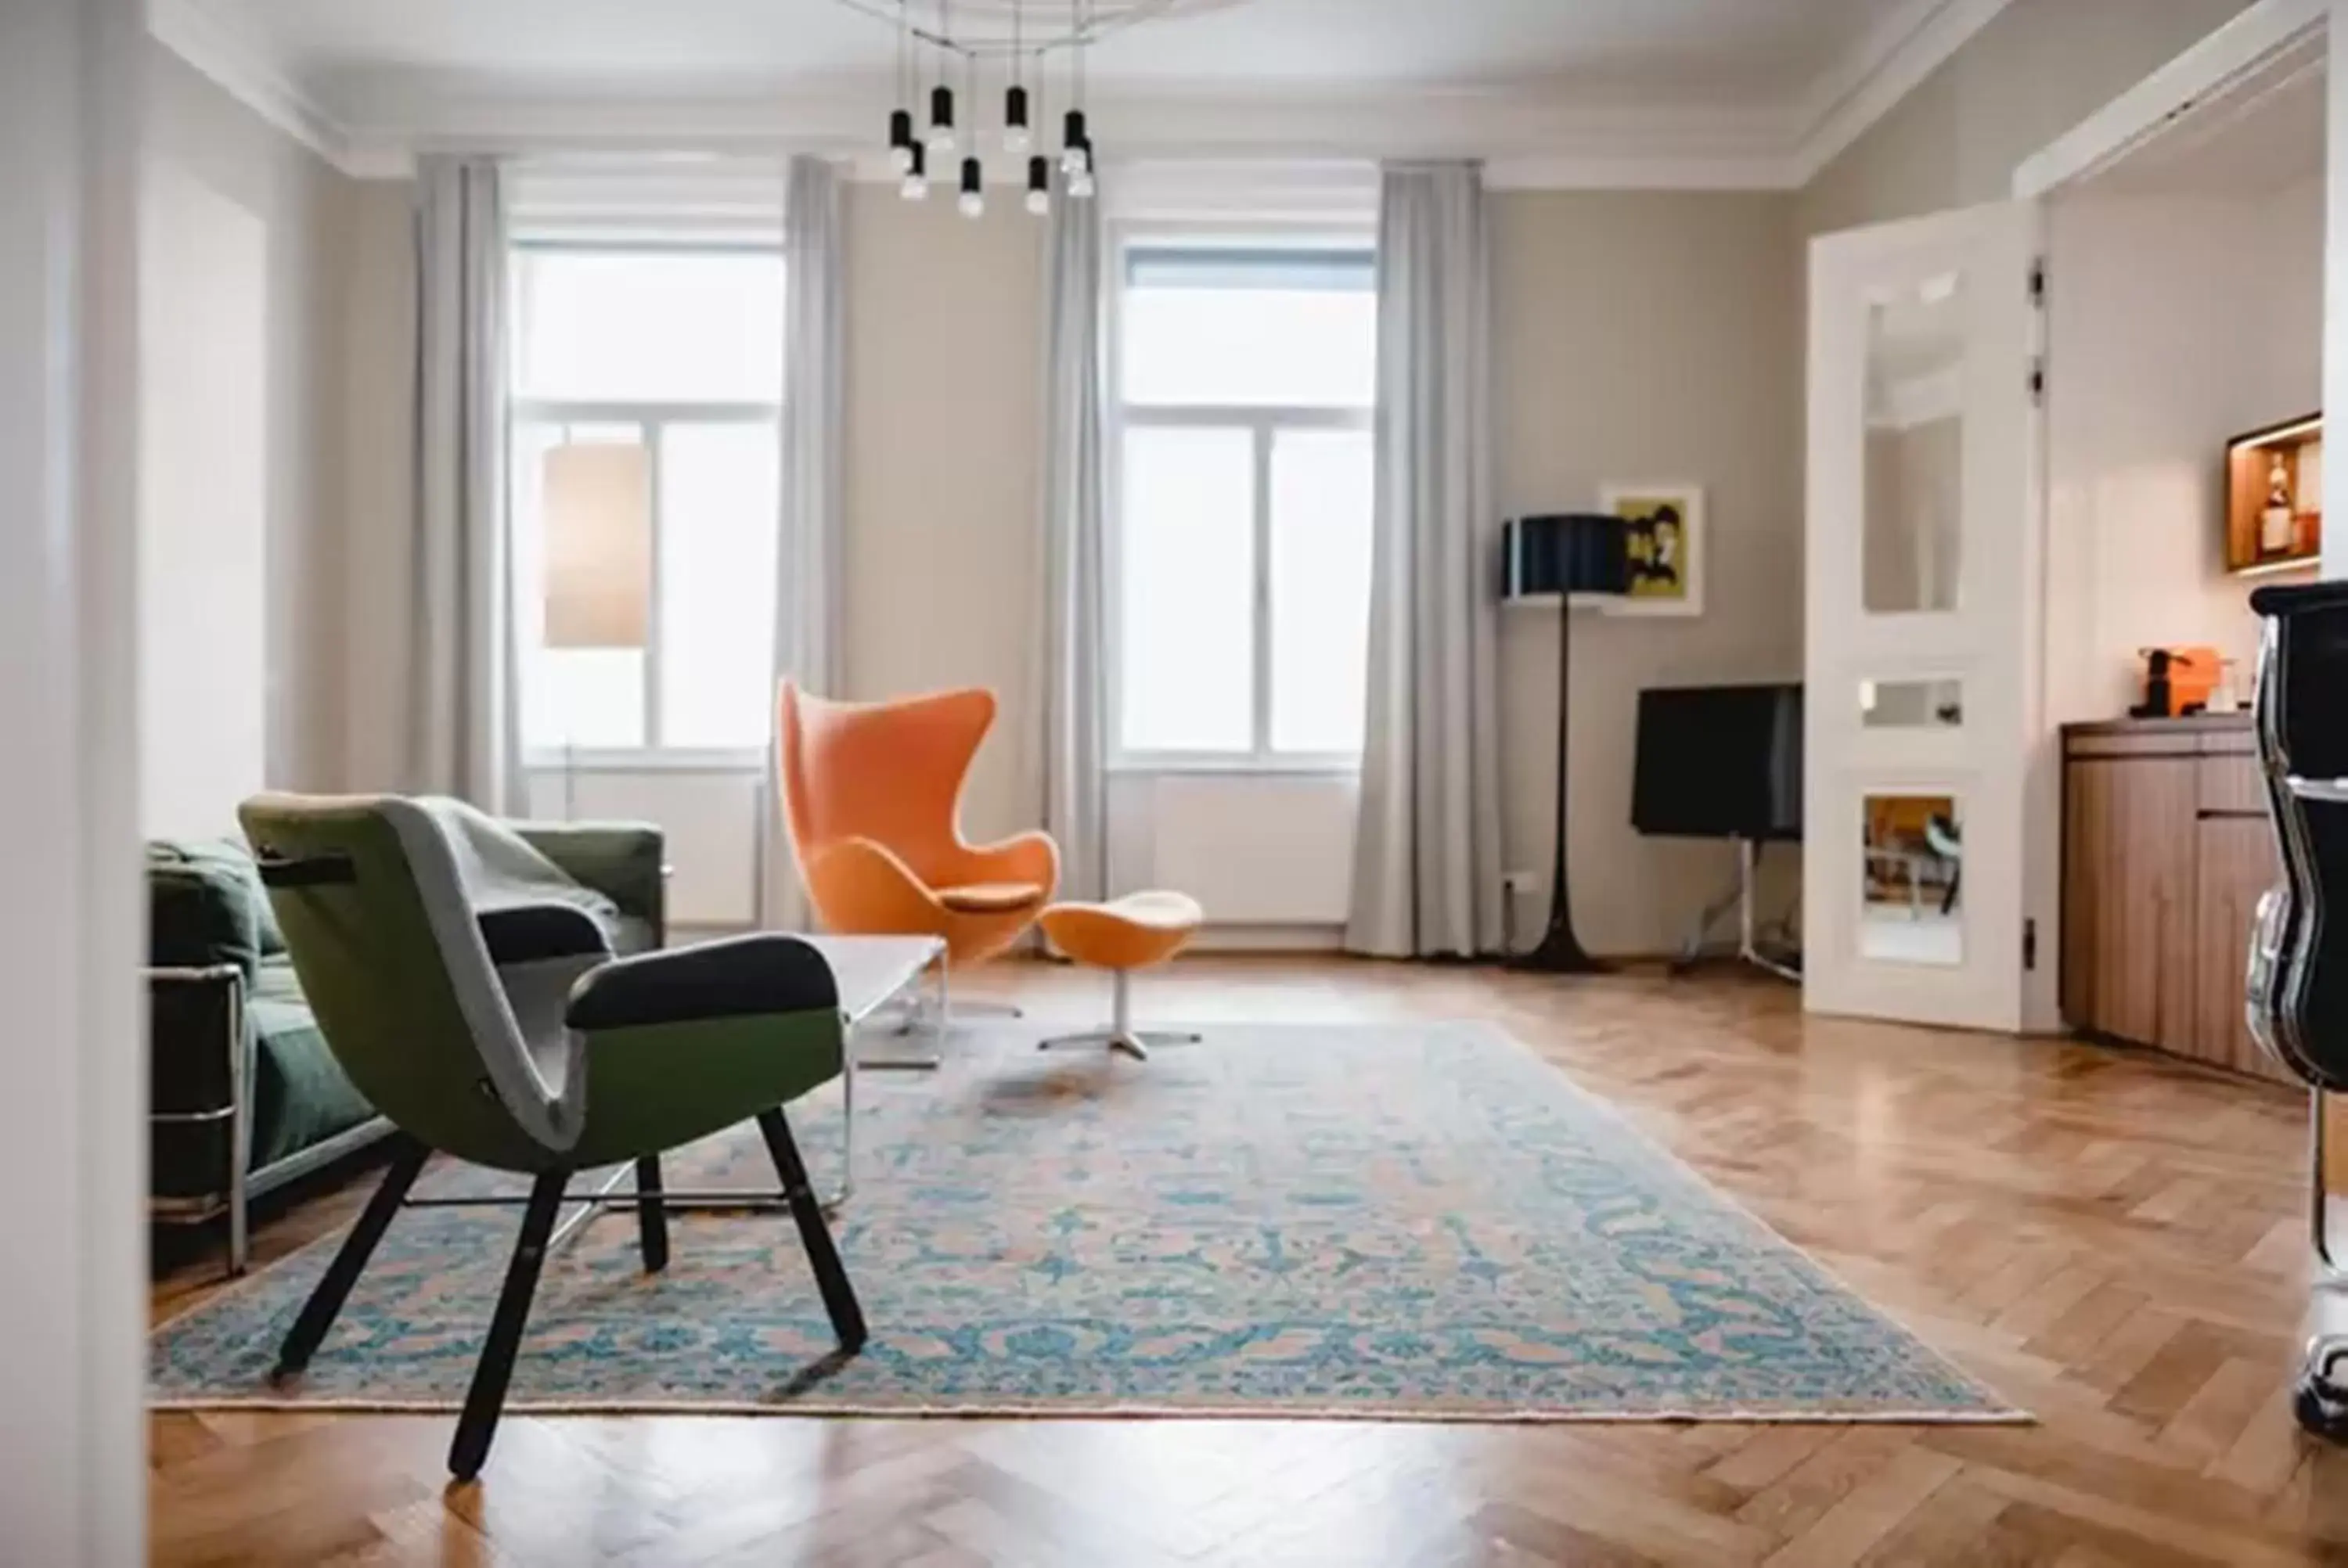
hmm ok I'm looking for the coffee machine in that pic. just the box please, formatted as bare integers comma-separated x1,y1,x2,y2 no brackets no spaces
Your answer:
2130,645,2223,718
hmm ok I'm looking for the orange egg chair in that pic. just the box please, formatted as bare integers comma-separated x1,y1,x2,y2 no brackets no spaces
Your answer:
776,683,1060,972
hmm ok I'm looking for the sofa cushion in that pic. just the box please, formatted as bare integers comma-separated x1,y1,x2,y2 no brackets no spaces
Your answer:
610,913,658,958
147,839,280,978
246,957,378,1171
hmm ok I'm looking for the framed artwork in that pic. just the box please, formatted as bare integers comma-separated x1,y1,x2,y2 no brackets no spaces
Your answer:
1601,484,1705,617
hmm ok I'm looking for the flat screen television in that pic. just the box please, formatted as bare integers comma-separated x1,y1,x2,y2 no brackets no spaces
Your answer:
1633,683,1802,842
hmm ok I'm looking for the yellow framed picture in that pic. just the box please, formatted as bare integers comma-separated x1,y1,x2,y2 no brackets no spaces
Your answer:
1601,484,1705,617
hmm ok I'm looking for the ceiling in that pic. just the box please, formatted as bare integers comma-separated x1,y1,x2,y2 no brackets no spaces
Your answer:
201,0,1896,98
157,0,2019,184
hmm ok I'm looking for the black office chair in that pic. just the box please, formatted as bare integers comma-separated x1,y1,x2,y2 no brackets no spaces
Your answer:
1924,813,1961,915
2244,581,2348,1439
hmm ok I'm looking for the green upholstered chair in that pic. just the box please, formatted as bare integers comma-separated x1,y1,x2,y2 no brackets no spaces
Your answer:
238,793,864,1480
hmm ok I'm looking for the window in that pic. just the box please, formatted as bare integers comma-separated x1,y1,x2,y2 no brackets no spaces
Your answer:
1112,239,1377,765
509,246,786,757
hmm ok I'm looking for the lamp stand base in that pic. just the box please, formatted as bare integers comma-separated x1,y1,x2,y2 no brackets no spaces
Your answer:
1507,922,1613,976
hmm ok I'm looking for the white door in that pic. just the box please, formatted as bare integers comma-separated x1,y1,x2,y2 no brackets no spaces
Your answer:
1805,201,2047,1031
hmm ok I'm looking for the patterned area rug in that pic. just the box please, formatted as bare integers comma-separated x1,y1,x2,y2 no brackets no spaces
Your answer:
151,1022,2019,1422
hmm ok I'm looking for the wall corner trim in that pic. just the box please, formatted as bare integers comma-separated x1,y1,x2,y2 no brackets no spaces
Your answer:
148,0,374,177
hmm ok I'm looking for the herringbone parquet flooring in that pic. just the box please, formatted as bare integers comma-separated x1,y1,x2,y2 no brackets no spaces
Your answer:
148,958,2348,1566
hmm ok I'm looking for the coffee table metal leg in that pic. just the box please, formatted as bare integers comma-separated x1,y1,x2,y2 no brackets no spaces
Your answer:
824,1045,855,1212
852,956,945,1074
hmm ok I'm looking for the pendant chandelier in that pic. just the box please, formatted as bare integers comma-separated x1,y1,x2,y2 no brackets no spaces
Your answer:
839,0,1152,217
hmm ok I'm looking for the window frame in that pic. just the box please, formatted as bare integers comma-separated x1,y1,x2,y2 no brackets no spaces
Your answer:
1104,221,1377,777
506,239,786,771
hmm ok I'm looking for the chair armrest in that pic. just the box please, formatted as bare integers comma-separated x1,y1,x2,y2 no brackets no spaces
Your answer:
803,836,949,933
567,934,839,1032
949,831,1061,901
148,966,249,1204
510,820,668,937
149,965,247,1117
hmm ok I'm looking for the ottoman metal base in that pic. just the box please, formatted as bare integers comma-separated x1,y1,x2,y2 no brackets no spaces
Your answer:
1037,969,1199,1060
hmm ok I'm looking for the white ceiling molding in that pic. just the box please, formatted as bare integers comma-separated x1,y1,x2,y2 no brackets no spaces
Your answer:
149,0,358,173
156,0,2026,192
2011,0,2325,200
1788,0,2018,185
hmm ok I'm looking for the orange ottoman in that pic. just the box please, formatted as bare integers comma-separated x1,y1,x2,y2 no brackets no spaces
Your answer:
1037,891,1203,1060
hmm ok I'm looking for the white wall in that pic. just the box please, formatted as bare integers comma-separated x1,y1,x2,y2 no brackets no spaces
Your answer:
145,42,355,793
0,0,146,1556
2046,177,2325,722
139,161,269,840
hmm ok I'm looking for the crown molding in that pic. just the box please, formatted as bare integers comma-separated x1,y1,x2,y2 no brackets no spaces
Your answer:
1788,0,2018,185
153,0,2021,193
148,0,362,173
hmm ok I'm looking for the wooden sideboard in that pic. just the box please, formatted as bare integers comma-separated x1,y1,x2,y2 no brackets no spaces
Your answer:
2062,714,2291,1083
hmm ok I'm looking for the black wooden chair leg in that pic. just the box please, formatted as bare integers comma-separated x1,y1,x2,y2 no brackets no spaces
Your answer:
448,1167,567,1482
634,1155,668,1273
756,1109,866,1352
274,1138,429,1379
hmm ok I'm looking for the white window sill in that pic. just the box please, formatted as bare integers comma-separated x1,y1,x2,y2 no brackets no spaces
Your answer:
1107,756,1363,779
523,749,766,775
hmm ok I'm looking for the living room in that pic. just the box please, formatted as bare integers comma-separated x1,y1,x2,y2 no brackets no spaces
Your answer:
16,0,2348,1563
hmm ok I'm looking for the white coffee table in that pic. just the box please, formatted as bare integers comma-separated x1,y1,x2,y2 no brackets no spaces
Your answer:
800,933,947,1205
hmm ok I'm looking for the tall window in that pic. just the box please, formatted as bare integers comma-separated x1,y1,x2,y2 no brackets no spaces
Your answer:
1112,239,1377,765
509,245,786,758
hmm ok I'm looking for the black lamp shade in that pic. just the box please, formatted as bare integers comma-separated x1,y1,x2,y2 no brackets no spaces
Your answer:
1007,85,1031,131
1028,154,1050,192
960,155,983,196
906,140,927,178
889,107,914,150
1503,513,1630,599
1064,107,1089,149
931,84,956,131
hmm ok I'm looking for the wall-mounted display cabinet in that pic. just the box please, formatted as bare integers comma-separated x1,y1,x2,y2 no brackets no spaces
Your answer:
2227,412,2324,575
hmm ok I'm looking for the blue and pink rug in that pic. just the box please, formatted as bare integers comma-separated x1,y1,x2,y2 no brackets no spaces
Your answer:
150,1022,2018,1422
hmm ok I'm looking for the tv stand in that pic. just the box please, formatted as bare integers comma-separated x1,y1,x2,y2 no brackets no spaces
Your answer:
1673,838,1800,983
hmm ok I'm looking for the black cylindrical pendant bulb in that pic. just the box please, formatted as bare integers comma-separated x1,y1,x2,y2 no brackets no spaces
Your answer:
889,107,914,149
931,83,956,133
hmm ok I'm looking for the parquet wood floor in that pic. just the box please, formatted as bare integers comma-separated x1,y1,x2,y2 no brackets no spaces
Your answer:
148,958,2348,1566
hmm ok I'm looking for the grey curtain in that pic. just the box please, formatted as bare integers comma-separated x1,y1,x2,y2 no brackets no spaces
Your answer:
409,155,521,813
1345,162,1504,959
1038,183,1109,903
761,155,847,929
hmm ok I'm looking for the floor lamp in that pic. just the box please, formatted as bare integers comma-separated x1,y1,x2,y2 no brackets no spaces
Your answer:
1502,512,1630,973
542,439,652,818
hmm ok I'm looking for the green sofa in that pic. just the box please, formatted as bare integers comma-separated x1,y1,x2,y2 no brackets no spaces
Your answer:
147,820,668,1274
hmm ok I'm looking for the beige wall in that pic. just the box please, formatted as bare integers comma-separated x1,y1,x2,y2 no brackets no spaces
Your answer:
1492,192,1806,955
826,185,1807,954
841,185,1046,845
144,44,355,792
339,178,417,793
1799,0,2254,236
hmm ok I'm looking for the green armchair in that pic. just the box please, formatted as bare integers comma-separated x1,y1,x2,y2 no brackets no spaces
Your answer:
147,818,668,1275
240,793,862,1480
